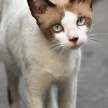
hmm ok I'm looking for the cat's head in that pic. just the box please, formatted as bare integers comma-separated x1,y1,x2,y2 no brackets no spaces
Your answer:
27,0,93,49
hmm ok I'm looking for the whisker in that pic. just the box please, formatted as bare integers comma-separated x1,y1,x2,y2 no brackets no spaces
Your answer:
49,45,61,53
87,42,102,54
88,33,108,37
49,43,60,48
57,48,64,60
92,20,102,27
88,40,105,50
86,40,106,55
89,37,108,47
88,20,102,33
84,42,97,54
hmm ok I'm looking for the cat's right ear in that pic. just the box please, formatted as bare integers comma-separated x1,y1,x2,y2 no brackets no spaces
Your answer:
27,0,55,21
78,0,93,8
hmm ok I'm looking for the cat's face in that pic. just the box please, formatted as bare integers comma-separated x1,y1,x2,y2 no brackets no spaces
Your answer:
27,0,93,49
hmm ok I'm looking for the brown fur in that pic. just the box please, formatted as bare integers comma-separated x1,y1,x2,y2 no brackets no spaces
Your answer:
67,2,93,27
27,0,93,40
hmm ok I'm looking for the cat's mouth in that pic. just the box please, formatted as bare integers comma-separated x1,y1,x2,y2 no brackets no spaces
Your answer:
69,40,85,50
60,43,82,50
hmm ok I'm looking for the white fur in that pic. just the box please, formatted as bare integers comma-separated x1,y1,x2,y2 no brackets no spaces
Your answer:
0,0,89,108
55,11,88,48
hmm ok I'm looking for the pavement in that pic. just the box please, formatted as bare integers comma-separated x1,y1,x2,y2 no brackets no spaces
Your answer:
0,0,108,108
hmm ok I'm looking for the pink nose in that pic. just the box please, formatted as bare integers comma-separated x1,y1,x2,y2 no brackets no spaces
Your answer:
68,29,79,43
69,36,79,43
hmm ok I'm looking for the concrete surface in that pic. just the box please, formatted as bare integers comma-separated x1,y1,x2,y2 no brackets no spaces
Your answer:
0,0,108,108
77,0,108,108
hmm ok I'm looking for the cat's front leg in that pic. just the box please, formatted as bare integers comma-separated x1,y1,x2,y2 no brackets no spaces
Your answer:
57,75,77,108
45,85,58,108
23,71,53,108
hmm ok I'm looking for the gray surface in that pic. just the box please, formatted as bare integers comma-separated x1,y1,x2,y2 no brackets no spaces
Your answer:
0,0,108,108
77,0,108,108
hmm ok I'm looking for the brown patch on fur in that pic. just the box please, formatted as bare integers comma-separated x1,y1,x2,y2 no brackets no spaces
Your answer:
38,7,64,40
77,0,93,8
49,0,69,6
27,0,56,19
67,2,93,27
7,87,13,106
27,0,93,40
38,2,92,39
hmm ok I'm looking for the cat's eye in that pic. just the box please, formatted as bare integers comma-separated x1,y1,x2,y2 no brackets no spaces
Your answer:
53,24,63,32
77,17,85,26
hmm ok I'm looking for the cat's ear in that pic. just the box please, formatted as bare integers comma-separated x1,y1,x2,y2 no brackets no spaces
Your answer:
27,0,55,21
77,0,93,8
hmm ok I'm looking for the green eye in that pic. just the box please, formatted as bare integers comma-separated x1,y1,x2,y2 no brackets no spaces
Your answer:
53,24,63,32
77,17,85,26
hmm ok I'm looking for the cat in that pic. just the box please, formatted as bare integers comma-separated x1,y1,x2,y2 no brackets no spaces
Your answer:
0,0,93,108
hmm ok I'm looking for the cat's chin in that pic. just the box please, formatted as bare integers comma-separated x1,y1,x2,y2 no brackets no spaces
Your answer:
70,45,81,50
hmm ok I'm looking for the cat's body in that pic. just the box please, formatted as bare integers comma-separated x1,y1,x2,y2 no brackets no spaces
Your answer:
0,0,92,108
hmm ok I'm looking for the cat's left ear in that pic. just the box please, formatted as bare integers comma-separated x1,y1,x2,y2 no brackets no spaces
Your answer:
27,0,55,21
77,0,93,8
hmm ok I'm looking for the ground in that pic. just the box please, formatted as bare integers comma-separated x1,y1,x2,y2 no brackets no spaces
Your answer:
0,0,108,108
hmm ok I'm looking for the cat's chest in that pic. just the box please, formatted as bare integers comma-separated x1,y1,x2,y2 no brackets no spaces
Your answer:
25,49,77,79
41,51,78,78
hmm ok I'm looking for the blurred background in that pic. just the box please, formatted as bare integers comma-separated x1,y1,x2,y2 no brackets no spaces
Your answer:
77,0,108,108
0,0,108,108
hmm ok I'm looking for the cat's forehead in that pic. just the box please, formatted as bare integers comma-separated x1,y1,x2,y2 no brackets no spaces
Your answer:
39,2,92,26
38,0,92,37
49,0,69,6
48,1,92,17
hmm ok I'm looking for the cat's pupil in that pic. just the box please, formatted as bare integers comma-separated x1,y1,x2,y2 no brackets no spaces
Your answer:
78,18,83,23
53,24,63,32
79,18,82,22
77,17,85,26
55,25,59,29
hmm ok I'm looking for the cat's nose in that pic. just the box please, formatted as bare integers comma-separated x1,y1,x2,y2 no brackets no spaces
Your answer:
68,29,79,44
69,36,79,43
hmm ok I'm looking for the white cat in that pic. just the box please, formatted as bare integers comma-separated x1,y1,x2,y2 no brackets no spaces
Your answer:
0,0,93,108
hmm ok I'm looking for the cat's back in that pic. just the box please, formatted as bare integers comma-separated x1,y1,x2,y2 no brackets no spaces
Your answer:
0,0,36,64
1,0,29,24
